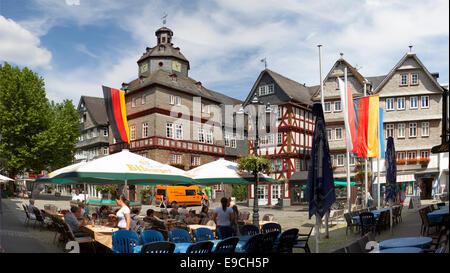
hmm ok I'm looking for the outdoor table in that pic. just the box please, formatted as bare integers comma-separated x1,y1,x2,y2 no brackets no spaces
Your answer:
44,210,64,220
427,207,449,224
370,247,423,253
378,237,432,250
81,225,118,249
242,220,278,229
437,204,448,210
352,208,390,225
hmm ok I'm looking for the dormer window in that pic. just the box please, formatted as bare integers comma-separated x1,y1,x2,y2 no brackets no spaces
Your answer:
159,45,165,52
400,74,408,86
169,73,177,82
195,81,202,89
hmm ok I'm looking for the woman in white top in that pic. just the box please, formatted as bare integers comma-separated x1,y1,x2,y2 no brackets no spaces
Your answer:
213,197,235,227
109,195,131,230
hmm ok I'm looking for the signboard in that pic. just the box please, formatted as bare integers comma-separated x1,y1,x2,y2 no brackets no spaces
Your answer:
407,196,421,209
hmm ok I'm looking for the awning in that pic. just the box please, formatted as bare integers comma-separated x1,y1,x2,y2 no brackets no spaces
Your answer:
375,174,416,184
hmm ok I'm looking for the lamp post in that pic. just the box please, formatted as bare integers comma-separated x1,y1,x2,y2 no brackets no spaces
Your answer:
238,95,272,225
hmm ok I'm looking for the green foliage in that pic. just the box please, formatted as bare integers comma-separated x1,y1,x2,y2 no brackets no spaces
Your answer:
0,62,81,177
96,184,117,193
140,186,154,204
237,154,271,175
232,184,248,202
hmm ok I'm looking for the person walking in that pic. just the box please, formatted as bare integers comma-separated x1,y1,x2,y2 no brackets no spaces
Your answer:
213,197,235,228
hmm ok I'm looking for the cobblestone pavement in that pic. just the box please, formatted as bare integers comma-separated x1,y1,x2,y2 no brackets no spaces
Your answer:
1,195,445,253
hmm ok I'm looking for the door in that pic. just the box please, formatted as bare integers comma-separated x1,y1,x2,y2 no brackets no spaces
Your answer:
257,184,268,206
271,184,282,205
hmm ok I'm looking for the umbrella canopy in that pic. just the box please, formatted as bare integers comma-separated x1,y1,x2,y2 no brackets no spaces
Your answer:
49,149,193,185
385,136,397,202
306,103,336,219
185,158,278,185
0,174,14,182
35,162,87,184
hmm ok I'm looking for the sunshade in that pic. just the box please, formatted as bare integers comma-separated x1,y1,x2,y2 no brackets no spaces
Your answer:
185,158,278,185
50,149,193,185
35,162,87,184
385,136,397,233
0,174,14,182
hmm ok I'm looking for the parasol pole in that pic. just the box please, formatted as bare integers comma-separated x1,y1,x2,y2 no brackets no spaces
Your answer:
344,67,351,213
315,213,320,253
377,158,380,208
363,82,368,209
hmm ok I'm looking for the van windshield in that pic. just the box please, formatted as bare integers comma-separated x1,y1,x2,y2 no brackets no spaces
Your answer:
156,189,166,195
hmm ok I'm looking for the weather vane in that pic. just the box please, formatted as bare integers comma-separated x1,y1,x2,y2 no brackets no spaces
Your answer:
260,58,267,69
161,13,168,26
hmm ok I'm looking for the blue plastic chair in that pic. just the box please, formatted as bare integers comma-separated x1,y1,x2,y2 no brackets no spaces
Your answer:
275,228,299,253
186,241,214,254
214,237,239,253
112,230,141,253
242,234,264,253
240,224,259,236
261,223,282,234
141,241,175,254
359,212,376,237
169,228,191,243
193,227,215,242
262,231,280,253
217,226,236,239
141,230,165,245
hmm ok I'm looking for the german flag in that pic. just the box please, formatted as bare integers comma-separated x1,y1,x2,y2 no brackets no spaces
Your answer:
102,85,130,144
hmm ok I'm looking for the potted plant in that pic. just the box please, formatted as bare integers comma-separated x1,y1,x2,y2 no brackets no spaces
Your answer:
396,159,406,165
96,184,117,200
140,187,153,205
419,157,430,166
332,164,337,170
407,158,418,165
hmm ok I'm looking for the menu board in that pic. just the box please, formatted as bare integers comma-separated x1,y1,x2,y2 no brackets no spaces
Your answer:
406,196,421,209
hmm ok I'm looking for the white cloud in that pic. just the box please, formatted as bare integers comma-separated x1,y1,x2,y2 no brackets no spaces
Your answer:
0,16,52,68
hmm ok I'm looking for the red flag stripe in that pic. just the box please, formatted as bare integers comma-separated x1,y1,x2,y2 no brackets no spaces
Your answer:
357,97,369,157
111,88,128,142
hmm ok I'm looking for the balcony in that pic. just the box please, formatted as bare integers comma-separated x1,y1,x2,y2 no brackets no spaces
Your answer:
109,136,225,156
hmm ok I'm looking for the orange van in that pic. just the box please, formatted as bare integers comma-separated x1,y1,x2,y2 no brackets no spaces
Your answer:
155,185,208,207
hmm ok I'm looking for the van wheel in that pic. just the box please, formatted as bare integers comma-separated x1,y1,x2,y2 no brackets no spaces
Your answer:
171,201,177,208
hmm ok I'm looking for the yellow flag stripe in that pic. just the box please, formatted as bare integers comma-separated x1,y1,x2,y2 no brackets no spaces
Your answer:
119,90,130,144
367,95,379,158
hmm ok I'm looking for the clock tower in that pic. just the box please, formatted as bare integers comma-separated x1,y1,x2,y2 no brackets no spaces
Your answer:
137,26,190,78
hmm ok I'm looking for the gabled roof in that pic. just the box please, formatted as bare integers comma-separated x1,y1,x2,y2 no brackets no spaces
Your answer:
311,58,367,100
373,53,443,94
366,75,386,91
244,69,314,106
125,69,241,105
78,96,108,126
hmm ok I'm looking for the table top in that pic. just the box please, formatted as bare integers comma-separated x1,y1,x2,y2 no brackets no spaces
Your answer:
44,210,64,218
428,207,449,216
378,237,432,249
82,225,118,233
187,224,216,231
370,247,423,253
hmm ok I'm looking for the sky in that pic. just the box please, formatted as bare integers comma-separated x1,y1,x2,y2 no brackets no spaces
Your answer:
0,0,448,104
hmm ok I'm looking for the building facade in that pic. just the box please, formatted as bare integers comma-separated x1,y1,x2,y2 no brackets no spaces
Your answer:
243,69,316,206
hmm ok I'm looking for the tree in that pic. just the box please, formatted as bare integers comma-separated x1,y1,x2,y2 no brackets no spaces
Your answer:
0,62,81,177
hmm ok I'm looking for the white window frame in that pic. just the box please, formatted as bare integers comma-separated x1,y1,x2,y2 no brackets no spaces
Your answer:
103,147,109,155
411,73,419,85
400,74,408,86
386,98,395,111
421,122,429,137
397,97,405,110
409,123,417,138
198,128,205,143
407,151,416,160
141,94,146,105
326,128,332,141
166,123,174,139
421,96,429,109
175,124,183,140
169,95,175,105
396,152,406,160
131,97,137,108
191,156,201,166
224,134,230,147
205,129,213,144
337,154,344,166
176,96,181,106
420,150,429,159
386,124,394,138
130,125,136,140
410,96,418,109
103,128,108,137
277,106,282,119
334,101,341,112
324,102,331,113
277,132,283,145
142,122,149,138
335,127,342,140
259,85,267,96
231,137,236,148
398,123,405,138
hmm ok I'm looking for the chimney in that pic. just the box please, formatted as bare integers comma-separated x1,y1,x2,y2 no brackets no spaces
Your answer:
121,82,129,91
195,81,202,89
431,72,439,81
139,75,146,84
145,47,150,53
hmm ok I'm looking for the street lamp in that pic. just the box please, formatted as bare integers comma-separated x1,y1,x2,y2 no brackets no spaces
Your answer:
238,94,272,225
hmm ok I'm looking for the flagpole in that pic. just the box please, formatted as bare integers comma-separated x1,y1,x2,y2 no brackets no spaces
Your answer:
344,67,351,213
363,83,368,209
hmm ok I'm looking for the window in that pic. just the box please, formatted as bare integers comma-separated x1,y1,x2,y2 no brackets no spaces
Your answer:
396,152,406,160
206,130,213,144
411,73,419,85
166,123,174,138
398,123,405,138
386,98,395,111
349,154,356,166
277,132,283,145
267,134,274,145
175,124,183,140
334,101,341,112
130,125,136,140
169,95,175,105
171,154,182,164
230,138,236,148
224,134,230,147
407,151,416,159
409,123,417,138
400,74,408,86
103,147,109,155
277,106,282,119
336,77,340,89
397,97,405,110
337,154,344,166
259,85,267,96
191,156,201,166
267,84,274,94
421,96,429,108
142,122,149,138
410,96,418,109
420,151,429,159
141,94,146,104
326,128,332,141
386,124,394,138
324,102,331,112
421,122,429,137
198,129,205,143
103,128,108,137
131,97,137,107
176,96,181,106
335,128,342,140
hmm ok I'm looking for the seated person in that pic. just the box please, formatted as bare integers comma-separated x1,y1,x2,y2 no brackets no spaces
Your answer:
178,204,189,217
143,209,166,230
129,207,143,232
184,210,200,225
98,205,110,219
199,206,210,225
28,199,37,219
64,206,88,237
170,204,179,218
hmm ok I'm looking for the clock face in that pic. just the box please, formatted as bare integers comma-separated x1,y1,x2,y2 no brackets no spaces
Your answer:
172,61,181,72
140,63,148,73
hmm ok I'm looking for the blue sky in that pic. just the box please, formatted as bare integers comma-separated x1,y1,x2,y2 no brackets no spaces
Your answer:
0,0,448,104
